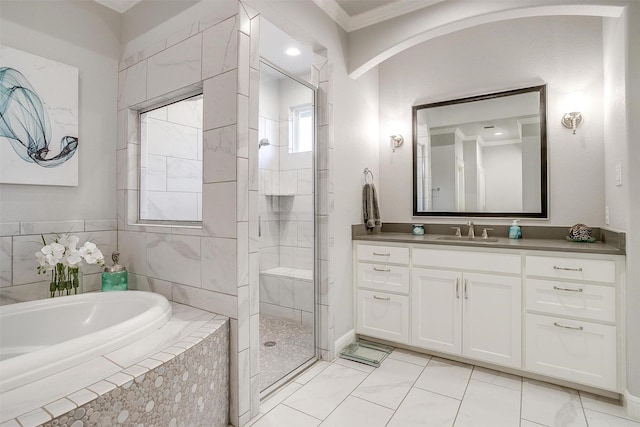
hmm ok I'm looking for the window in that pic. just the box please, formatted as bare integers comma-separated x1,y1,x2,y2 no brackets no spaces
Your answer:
289,103,313,153
139,94,203,224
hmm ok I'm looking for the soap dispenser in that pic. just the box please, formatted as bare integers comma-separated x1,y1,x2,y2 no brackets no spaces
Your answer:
509,220,522,239
102,251,128,291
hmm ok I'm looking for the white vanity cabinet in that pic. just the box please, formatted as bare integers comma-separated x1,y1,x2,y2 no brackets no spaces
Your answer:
411,249,522,368
524,254,620,390
356,244,410,343
353,239,624,393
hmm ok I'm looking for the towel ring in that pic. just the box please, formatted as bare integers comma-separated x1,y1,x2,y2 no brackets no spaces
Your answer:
362,168,374,185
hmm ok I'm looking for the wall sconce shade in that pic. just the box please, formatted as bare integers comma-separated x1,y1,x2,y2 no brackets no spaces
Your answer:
561,112,583,135
390,134,404,152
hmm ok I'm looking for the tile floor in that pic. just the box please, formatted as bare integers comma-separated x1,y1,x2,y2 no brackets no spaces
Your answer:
248,349,639,427
260,314,314,391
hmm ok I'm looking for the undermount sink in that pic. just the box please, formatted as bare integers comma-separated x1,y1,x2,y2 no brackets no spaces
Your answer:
437,236,500,243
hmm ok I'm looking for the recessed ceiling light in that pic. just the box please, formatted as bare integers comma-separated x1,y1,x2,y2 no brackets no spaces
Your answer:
494,132,504,136
285,47,301,56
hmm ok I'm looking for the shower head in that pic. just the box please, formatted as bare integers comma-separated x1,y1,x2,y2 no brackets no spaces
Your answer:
258,138,270,149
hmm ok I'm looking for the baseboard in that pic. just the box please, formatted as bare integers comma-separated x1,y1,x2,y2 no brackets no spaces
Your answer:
624,389,640,421
334,329,356,357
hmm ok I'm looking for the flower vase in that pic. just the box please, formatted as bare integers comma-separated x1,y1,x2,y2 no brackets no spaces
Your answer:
49,266,82,297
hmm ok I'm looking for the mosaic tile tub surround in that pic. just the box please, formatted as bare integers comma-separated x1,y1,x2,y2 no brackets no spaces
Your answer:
1,304,229,427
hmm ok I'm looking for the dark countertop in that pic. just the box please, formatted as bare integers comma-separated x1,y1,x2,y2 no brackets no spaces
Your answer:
352,224,625,256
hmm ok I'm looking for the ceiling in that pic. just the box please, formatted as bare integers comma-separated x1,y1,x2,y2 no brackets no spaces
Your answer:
336,0,396,16
93,0,442,31
93,0,141,13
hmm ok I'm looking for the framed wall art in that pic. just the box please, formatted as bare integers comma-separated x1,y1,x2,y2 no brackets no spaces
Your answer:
0,45,79,186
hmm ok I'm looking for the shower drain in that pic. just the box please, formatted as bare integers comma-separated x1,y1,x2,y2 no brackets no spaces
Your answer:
263,341,277,347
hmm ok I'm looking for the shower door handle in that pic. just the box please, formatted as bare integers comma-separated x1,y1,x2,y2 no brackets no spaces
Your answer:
258,216,261,237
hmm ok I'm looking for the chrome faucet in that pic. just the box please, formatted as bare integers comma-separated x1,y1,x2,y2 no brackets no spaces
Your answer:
467,221,475,238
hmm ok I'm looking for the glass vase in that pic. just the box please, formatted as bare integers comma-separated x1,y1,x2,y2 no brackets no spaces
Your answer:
49,265,82,297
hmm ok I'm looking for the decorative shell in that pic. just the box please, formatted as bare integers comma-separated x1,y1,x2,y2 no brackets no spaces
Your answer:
569,223,592,241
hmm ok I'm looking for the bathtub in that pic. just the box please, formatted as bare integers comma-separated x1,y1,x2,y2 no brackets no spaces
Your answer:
0,291,172,392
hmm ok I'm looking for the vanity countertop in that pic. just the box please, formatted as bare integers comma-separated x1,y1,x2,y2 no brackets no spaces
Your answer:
352,224,625,255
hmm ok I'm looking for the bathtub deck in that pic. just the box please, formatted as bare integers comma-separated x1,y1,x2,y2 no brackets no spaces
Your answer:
0,302,229,427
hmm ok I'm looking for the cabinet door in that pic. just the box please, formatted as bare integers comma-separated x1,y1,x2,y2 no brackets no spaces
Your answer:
411,268,462,355
525,313,617,390
357,290,409,344
462,273,522,368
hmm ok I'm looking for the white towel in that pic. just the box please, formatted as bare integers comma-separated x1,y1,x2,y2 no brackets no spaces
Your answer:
362,183,381,229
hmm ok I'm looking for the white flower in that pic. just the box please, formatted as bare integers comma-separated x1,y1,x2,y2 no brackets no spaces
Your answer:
80,242,105,266
68,235,79,251
66,249,83,266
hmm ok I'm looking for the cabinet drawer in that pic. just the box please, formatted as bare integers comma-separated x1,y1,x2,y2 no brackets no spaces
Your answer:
525,256,615,283
357,290,409,344
357,244,409,265
357,263,410,294
413,248,521,274
525,279,615,322
525,313,617,390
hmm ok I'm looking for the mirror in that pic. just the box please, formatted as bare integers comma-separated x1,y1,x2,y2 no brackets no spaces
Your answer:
413,85,547,217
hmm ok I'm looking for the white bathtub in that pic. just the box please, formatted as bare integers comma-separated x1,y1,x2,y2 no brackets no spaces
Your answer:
0,291,172,392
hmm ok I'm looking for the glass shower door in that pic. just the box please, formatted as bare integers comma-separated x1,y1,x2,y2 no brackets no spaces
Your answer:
257,61,316,392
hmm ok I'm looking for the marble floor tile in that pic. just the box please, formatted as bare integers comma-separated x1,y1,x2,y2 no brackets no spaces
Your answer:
521,420,548,427
293,361,331,385
387,349,431,367
351,358,424,410
413,357,473,400
251,404,320,427
319,396,394,427
333,357,376,374
522,379,588,427
584,408,640,427
580,391,635,421
284,364,367,420
453,379,521,427
387,387,460,427
260,382,302,414
470,366,522,391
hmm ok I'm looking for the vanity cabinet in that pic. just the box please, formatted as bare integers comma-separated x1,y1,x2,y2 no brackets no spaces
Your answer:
411,248,521,368
356,244,410,343
524,255,619,390
353,240,624,393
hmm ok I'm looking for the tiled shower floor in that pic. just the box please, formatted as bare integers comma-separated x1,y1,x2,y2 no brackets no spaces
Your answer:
260,314,314,391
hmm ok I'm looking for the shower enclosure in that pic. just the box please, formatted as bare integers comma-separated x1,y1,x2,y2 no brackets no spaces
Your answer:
258,60,317,393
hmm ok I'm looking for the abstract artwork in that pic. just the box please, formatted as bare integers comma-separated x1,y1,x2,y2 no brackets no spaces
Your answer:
0,45,79,186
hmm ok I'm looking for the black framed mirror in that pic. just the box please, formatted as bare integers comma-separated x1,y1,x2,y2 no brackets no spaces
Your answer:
413,85,547,218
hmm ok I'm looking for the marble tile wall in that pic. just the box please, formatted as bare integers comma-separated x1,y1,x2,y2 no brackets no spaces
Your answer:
140,96,203,222
0,219,117,305
116,3,333,425
116,2,261,425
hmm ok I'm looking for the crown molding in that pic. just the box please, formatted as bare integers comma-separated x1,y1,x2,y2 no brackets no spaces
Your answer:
349,0,444,31
311,0,352,31
312,0,443,32
94,0,142,13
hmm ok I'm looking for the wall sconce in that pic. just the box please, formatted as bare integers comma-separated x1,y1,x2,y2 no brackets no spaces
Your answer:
562,92,584,135
561,112,583,135
390,134,404,152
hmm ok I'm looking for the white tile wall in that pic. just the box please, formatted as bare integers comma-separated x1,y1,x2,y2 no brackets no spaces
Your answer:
0,221,116,302
114,6,334,425
146,34,202,100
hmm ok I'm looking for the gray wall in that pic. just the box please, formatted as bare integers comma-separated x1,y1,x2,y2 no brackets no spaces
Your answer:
0,1,120,222
378,16,605,226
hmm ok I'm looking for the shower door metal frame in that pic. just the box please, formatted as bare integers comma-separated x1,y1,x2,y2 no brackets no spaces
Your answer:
258,59,321,398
